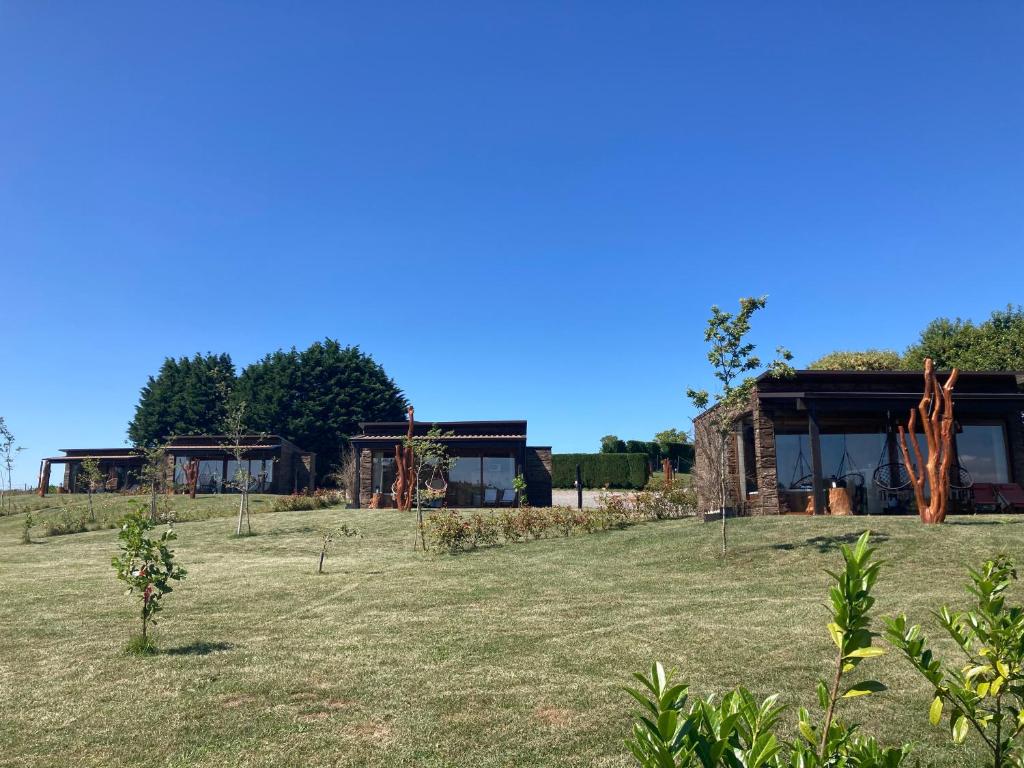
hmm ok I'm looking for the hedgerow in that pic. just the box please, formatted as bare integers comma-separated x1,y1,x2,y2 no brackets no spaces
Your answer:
552,453,649,489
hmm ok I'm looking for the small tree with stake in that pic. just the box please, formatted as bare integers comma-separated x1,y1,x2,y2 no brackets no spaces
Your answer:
408,427,454,551
79,457,105,522
221,394,265,537
111,506,186,654
0,416,24,514
687,297,791,556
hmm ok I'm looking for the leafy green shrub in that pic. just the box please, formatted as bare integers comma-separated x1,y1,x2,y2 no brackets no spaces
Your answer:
884,556,1024,767
271,489,346,512
21,511,33,544
111,507,187,650
44,506,91,537
552,453,649,489
625,532,912,767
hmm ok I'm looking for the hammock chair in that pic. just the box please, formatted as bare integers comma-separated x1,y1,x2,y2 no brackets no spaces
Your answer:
872,421,913,512
830,435,866,514
788,435,815,490
391,461,448,508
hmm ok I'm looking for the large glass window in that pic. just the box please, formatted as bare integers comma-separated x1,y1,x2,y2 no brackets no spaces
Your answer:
483,456,516,505
775,429,888,514
957,423,1009,483
448,456,482,507
198,460,224,493
372,452,396,500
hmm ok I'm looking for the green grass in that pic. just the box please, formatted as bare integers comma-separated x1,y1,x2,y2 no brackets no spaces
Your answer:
4,493,282,536
1,508,1019,767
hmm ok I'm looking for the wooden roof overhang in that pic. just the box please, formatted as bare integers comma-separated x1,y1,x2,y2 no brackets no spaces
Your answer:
758,390,1024,415
42,454,144,463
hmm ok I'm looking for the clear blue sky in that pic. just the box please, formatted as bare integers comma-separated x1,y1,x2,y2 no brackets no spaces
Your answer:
2,2,1023,487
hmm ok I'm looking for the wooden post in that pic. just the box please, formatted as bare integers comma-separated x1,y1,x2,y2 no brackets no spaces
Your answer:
38,460,51,497
809,407,825,515
575,464,583,510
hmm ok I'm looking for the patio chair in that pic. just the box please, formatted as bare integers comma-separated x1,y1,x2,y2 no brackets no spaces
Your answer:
971,483,1000,513
995,483,1024,512
499,488,517,506
483,487,498,505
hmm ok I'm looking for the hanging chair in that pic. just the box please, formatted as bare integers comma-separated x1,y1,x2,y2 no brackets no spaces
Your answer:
949,464,974,504
788,435,815,490
872,462,912,492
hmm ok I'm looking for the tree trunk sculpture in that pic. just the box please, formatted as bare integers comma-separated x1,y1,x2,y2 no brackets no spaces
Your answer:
183,458,199,499
897,358,960,524
393,406,416,512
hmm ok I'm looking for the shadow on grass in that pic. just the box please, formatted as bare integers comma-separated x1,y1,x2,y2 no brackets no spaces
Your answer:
772,529,890,553
947,517,1024,526
163,641,234,656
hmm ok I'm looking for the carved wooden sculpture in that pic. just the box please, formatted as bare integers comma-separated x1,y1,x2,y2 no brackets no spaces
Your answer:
897,358,960,524
182,457,200,499
393,406,416,512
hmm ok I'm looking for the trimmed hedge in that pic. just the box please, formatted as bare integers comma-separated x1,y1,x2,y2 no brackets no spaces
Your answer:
552,453,649,489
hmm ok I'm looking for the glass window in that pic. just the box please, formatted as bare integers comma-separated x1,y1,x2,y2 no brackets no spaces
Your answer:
372,452,396,498
483,456,515,505
448,455,482,507
174,457,189,486
957,423,1009,483
198,460,223,493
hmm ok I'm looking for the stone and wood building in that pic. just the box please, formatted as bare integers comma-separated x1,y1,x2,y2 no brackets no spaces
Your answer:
693,370,1024,516
350,420,552,508
38,435,316,496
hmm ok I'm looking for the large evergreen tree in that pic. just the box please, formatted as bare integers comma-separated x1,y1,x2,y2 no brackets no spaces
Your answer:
234,339,407,471
127,354,236,446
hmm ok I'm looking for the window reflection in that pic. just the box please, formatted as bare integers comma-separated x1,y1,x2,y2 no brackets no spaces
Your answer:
957,424,1009,483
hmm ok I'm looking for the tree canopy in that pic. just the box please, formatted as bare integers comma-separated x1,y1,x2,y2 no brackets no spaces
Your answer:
807,306,1024,373
903,306,1024,371
128,353,236,447
600,435,626,454
807,349,903,371
128,341,408,475
233,339,408,469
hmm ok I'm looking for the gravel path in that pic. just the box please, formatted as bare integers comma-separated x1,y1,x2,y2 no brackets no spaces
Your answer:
550,488,612,509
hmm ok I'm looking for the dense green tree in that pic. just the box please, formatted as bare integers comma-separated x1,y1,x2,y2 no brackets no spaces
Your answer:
127,354,236,446
600,434,626,454
903,305,1024,371
234,339,407,473
808,349,903,371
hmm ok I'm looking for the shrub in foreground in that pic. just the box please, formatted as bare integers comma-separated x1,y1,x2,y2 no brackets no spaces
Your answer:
111,507,187,651
885,557,1024,767
625,532,912,766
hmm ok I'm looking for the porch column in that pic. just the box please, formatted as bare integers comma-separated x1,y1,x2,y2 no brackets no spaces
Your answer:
352,447,361,509
809,406,825,515
752,401,780,515
38,460,51,497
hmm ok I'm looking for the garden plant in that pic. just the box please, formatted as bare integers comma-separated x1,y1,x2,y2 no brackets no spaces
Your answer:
624,531,912,767
885,556,1024,767
111,507,187,654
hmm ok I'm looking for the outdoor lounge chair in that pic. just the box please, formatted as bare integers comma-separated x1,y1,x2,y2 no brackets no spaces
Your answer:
971,483,1000,513
484,487,498,505
995,483,1024,512
499,488,517,506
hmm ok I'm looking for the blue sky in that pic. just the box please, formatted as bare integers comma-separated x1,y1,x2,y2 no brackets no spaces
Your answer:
2,2,1023,487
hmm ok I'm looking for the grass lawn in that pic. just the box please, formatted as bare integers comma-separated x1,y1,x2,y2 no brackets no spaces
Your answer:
1,507,1019,767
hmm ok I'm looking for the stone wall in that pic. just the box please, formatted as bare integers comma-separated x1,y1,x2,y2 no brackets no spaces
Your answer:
751,396,781,515
524,446,552,507
692,408,744,515
358,447,374,507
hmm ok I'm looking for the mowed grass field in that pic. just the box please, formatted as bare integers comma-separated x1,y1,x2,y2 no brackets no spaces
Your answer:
1,506,1020,767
